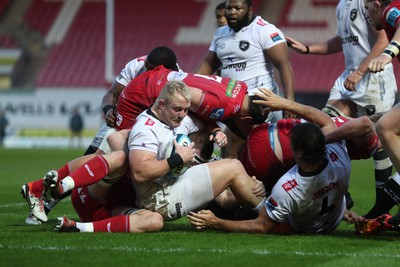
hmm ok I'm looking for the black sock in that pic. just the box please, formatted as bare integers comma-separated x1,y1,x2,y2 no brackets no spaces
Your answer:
373,148,393,201
364,178,400,218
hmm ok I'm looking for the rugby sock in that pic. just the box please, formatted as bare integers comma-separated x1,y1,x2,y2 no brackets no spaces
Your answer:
92,215,130,233
364,173,400,218
61,155,110,193
373,148,393,201
29,180,44,197
56,163,71,180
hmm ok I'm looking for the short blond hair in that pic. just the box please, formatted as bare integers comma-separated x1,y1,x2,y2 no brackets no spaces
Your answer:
156,81,191,105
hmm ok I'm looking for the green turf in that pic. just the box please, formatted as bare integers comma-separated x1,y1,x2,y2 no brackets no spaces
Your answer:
0,148,399,267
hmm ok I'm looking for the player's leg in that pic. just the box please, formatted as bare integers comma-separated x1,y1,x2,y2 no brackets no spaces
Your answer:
208,158,265,210
376,104,400,172
56,209,163,233
56,150,128,196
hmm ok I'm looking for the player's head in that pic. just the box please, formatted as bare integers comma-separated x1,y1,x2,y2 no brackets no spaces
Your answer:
290,123,326,165
364,0,389,30
248,95,269,124
154,81,191,128
215,2,227,27
145,46,178,71
225,0,254,32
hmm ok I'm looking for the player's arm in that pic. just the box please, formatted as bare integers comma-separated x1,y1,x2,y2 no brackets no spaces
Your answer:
264,43,295,102
253,88,336,135
324,116,375,144
345,28,389,91
129,140,196,183
101,81,125,127
369,23,400,72
286,35,342,55
194,51,222,74
188,207,277,233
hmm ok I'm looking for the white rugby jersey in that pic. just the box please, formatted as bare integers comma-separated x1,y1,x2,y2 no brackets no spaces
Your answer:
128,110,201,197
265,141,351,234
209,16,286,92
336,0,391,71
115,56,147,86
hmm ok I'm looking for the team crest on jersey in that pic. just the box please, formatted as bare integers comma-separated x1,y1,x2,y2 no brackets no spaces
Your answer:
387,7,400,27
282,179,298,191
239,40,250,51
266,197,278,211
350,9,357,21
270,32,282,42
145,118,155,126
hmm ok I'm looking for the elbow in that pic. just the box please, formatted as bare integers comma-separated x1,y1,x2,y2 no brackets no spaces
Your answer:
358,116,375,136
131,171,149,184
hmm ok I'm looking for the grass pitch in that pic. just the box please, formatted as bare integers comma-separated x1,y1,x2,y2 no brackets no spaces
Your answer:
0,148,399,267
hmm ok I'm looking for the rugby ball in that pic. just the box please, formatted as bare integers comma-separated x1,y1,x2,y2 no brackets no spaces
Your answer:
168,134,192,178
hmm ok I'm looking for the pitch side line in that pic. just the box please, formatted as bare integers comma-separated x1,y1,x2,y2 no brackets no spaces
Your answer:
1,244,400,258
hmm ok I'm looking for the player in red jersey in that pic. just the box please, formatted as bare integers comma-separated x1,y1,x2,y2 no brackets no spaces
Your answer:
240,89,378,193
353,0,400,233
115,65,266,135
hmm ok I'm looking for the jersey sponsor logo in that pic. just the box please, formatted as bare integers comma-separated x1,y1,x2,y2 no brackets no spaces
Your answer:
350,9,357,21
313,182,339,200
329,151,338,162
387,7,400,27
145,118,155,126
256,18,267,26
225,80,242,98
239,40,250,51
341,35,359,46
209,108,225,120
270,32,282,42
266,197,278,211
222,62,247,71
282,179,298,191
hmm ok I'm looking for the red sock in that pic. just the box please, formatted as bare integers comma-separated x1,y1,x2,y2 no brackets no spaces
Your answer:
56,163,70,179
92,215,130,233
29,163,71,197
69,155,110,188
29,180,44,197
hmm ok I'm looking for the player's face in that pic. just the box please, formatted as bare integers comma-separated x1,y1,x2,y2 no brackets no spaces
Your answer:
215,8,227,27
225,0,252,32
160,96,190,128
364,0,383,30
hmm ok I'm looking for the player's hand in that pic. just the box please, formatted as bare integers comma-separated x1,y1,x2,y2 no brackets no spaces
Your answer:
344,71,363,92
251,176,266,197
210,130,228,147
343,209,360,223
187,210,219,229
368,54,392,73
173,139,196,164
286,36,308,54
105,108,116,128
252,88,290,112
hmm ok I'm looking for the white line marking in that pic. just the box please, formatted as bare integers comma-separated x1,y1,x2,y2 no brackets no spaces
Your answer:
0,244,400,258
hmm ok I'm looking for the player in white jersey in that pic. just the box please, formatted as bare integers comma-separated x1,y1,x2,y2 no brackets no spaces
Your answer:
128,80,265,222
286,0,395,213
188,123,352,234
196,0,295,159
55,80,265,232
